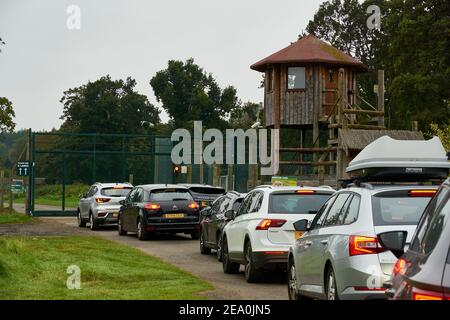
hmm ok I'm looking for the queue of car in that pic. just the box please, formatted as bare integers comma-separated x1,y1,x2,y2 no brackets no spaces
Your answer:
75,136,450,301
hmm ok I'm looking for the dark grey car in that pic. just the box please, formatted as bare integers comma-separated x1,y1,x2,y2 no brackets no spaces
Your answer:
384,178,450,300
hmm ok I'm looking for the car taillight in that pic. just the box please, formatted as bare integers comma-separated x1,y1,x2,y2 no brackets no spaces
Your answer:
144,203,161,210
349,235,385,256
409,189,437,197
256,219,286,230
392,258,408,277
296,190,316,194
188,202,199,209
412,287,448,300
95,198,111,203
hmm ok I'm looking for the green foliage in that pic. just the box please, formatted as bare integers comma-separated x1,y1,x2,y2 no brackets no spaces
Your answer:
0,236,212,299
229,102,262,129
306,0,450,131
429,123,450,152
60,75,160,134
0,97,16,133
150,58,241,130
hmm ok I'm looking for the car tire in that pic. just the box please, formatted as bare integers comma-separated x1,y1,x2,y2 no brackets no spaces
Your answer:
191,230,200,240
137,218,148,241
77,210,86,228
288,258,301,300
222,236,240,274
325,267,339,300
244,241,263,283
200,229,211,254
89,213,98,231
117,215,127,236
216,233,223,262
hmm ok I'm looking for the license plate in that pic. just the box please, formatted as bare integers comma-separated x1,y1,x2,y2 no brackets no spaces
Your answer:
165,213,185,219
295,231,305,240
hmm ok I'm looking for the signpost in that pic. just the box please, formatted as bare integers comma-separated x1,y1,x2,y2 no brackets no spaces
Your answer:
16,161,31,177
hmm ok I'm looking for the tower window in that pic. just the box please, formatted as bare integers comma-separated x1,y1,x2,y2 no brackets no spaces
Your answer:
287,67,305,90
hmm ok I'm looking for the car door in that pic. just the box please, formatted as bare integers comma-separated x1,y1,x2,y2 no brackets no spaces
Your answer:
211,196,231,245
80,186,94,218
295,195,335,293
123,188,137,230
311,193,351,289
129,188,144,232
226,192,254,259
204,197,223,246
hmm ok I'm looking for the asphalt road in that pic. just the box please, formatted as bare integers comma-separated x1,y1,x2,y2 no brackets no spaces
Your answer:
9,204,288,300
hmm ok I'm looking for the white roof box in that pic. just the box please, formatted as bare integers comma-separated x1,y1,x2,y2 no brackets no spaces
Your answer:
346,136,450,181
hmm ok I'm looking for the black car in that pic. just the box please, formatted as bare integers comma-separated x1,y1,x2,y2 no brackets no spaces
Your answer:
118,184,201,240
199,191,245,260
382,178,450,300
179,184,225,208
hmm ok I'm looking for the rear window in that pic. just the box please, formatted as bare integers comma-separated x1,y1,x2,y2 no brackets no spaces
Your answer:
149,189,193,202
101,187,132,197
188,187,225,195
372,190,434,226
268,193,332,214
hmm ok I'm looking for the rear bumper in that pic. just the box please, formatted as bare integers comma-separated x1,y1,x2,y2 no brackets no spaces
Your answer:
145,222,200,233
252,251,289,270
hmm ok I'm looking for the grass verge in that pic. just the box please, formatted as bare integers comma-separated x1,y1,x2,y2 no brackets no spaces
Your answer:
0,236,212,300
0,208,33,224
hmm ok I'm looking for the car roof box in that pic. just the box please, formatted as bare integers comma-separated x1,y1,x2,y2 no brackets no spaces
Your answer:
346,136,450,181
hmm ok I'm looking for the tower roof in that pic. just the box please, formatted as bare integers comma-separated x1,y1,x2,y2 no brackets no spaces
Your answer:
250,35,367,72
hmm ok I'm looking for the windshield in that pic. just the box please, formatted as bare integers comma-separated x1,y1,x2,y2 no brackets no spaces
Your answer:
101,187,132,197
188,187,225,195
372,190,434,226
149,189,193,202
268,193,332,214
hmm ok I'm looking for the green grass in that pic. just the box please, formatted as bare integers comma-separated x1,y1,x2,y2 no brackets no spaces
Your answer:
0,236,213,300
12,184,88,208
0,208,33,224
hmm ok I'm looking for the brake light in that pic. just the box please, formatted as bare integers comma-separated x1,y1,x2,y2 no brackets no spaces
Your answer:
349,235,385,256
296,190,316,194
256,219,286,230
392,258,407,277
95,198,111,203
412,287,447,300
113,185,124,189
188,202,199,209
144,203,161,210
409,189,437,197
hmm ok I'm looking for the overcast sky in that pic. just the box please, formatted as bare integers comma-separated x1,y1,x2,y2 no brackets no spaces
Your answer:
0,0,328,131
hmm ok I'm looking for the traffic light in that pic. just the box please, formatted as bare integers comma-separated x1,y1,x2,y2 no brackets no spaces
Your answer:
173,165,181,175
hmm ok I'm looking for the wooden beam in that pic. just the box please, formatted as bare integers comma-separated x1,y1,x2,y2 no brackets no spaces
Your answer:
342,109,385,116
280,161,337,166
279,147,338,153
377,70,385,127
328,124,386,130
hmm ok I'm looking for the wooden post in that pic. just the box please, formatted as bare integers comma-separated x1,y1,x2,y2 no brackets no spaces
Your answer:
129,174,134,185
0,170,4,210
212,164,221,187
377,70,385,127
411,121,418,132
9,169,13,213
187,165,192,183
336,68,347,182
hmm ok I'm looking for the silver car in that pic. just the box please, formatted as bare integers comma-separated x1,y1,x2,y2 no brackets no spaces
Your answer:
77,182,133,230
287,183,438,300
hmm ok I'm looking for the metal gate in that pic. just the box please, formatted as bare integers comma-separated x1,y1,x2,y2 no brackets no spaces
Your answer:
28,132,173,217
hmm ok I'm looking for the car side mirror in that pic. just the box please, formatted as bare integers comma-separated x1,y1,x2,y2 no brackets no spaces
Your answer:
224,210,235,221
293,219,309,232
378,231,407,259
119,200,126,206
200,207,211,217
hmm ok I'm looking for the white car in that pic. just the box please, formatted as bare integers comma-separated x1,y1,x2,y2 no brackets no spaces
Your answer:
221,185,335,282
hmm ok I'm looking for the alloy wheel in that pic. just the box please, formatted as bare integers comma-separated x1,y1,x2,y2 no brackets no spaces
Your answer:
327,272,336,300
288,264,298,300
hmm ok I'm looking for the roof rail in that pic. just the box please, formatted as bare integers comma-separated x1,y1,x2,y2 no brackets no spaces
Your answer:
254,185,273,189
318,185,335,190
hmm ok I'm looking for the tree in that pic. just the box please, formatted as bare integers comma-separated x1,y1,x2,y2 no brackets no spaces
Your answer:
229,102,262,129
60,75,160,134
429,123,450,152
305,0,450,131
150,58,240,130
0,97,16,133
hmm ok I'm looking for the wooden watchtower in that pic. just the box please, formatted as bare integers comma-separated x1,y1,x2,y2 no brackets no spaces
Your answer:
250,35,404,186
